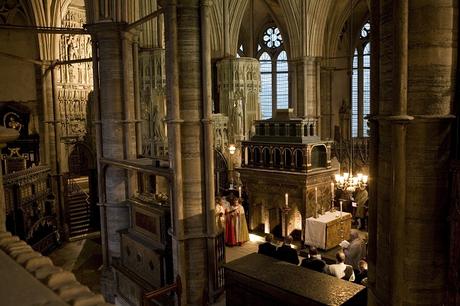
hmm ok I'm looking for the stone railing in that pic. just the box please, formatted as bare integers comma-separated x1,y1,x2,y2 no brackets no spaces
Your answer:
0,231,112,306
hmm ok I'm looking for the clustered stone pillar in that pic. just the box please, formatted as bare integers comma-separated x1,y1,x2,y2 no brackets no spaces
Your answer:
369,0,457,305
87,22,138,300
165,0,215,305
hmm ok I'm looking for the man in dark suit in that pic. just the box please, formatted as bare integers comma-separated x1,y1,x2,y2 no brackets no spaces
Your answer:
258,233,277,257
275,235,299,265
300,247,326,273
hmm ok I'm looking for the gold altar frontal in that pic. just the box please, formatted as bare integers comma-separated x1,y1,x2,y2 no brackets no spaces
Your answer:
304,211,352,250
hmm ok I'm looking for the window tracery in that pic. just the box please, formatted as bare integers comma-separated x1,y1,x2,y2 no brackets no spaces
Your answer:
257,25,288,119
351,21,370,138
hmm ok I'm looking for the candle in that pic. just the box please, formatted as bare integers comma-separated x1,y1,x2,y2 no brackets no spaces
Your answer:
340,200,343,217
331,182,334,199
238,186,242,198
315,187,318,204
285,193,289,207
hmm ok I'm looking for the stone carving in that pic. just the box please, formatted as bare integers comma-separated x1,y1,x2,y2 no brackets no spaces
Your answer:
212,113,229,152
230,98,243,138
57,5,92,142
217,58,261,143
139,49,167,159
152,105,165,140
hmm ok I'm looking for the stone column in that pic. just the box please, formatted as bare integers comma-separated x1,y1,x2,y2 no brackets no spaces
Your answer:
369,1,457,305
87,22,138,300
165,0,215,304
0,127,19,231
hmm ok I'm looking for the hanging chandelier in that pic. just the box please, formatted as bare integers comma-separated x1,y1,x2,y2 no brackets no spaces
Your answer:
335,172,368,193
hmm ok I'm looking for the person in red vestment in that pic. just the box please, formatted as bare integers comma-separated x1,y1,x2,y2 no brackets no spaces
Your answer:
225,198,238,246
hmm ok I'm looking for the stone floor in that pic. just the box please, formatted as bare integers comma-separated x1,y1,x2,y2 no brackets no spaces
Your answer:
48,234,103,294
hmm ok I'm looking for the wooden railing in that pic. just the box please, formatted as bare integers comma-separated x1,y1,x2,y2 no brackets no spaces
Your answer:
143,275,182,306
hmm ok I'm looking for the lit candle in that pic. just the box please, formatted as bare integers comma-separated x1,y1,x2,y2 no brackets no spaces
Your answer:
285,193,289,207
331,182,334,199
238,186,242,198
340,200,343,217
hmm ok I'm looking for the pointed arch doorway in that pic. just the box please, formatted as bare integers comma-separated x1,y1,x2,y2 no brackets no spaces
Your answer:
64,142,99,240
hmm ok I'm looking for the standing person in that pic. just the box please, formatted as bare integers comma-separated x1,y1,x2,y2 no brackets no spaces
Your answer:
354,187,368,229
235,198,249,245
344,230,367,270
215,197,226,232
225,199,238,246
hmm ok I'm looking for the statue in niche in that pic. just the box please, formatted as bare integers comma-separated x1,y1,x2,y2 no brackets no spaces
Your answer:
152,105,165,140
231,99,243,138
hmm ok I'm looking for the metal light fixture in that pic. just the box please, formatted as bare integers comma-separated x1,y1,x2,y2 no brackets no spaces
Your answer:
335,172,368,193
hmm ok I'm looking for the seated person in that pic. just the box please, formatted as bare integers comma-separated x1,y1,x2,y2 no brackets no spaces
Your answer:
300,246,326,273
325,251,355,282
258,233,277,257
354,259,368,285
275,235,299,265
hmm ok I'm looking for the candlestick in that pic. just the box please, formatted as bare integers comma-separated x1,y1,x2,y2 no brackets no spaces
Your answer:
285,193,289,207
340,200,343,217
315,187,318,204
331,182,334,199
238,186,242,198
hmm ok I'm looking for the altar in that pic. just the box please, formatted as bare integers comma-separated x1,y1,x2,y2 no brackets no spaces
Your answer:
304,211,352,250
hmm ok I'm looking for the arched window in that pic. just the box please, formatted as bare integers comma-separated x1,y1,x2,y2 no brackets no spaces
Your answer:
277,51,288,109
258,26,289,119
351,21,371,137
260,52,272,119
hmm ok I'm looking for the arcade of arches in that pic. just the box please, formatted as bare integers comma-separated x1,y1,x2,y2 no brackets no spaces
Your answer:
0,0,458,306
